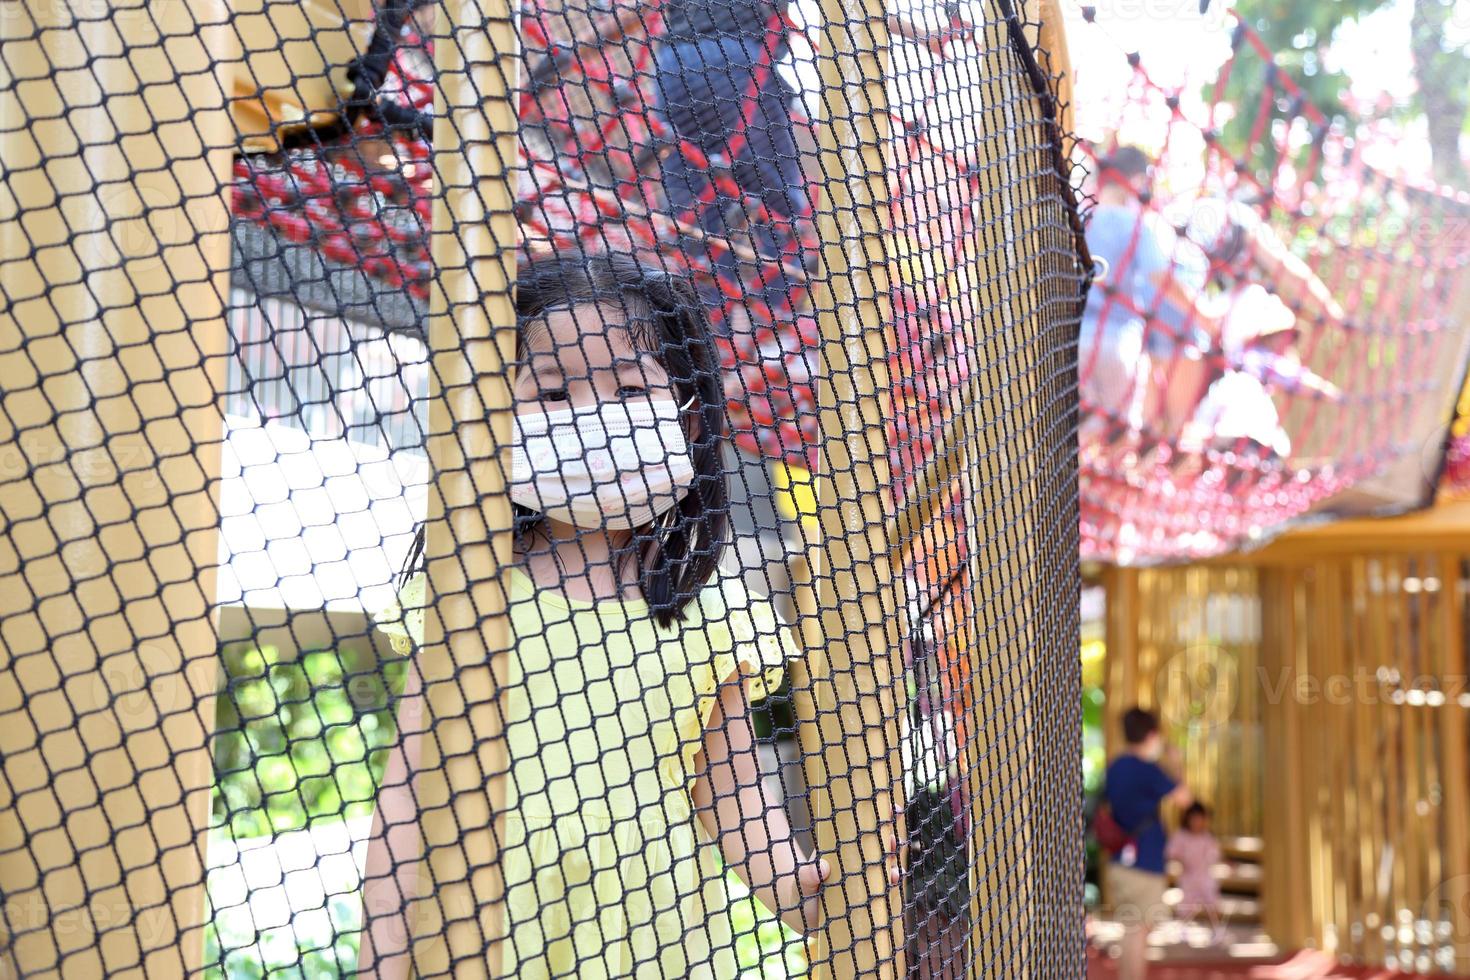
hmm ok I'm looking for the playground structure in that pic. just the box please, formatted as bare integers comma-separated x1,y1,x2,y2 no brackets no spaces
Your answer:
1075,10,1470,977
1071,8,1470,564
0,0,1087,976
4,0,1468,973
1101,497,1470,976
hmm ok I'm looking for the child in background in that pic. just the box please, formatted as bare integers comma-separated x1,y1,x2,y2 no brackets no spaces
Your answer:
358,252,898,978
1167,802,1222,929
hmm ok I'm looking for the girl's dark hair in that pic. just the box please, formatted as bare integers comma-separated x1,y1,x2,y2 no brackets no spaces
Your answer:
1182,802,1210,827
401,251,729,628
1121,707,1160,745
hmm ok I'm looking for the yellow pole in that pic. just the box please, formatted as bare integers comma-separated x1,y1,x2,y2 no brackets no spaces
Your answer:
1435,552,1470,972
1103,566,1140,763
0,1,236,976
798,0,906,974
407,0,519,974
955,7,1082,971
1034,0,1077,154
1259,561,1326,951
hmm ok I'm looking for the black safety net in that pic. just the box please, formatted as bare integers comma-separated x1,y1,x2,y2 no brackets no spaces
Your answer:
0,0,1087,976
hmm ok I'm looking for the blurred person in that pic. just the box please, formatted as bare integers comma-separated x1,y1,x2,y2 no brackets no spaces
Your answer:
1104,708,1192,980
1193,196,1346,333
1081,146,1219,446
1167,802,1223,935
1180,240,1343,462
1180,285,1295,459
655,0,806,320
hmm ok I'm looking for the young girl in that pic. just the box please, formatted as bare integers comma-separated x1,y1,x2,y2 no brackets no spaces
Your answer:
358,253,897,977
1166,802,1221,927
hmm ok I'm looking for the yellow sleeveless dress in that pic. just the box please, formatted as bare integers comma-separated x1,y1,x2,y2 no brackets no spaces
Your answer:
375,566,793,978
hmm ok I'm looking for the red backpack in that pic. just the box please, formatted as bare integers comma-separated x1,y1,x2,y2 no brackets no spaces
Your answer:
1092,803,1136,854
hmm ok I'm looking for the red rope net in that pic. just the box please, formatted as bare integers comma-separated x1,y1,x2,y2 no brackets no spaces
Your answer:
225,1,1036,482
1073,9,1470,562
228,3,1470,573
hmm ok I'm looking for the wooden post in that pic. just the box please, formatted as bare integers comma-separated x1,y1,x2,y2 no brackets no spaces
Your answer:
1349,557,1384,965
951,6,1082,972
1103,565,1140,762
795,0,907,975
1436,553,1470,972
0,2,237,975
1033,0,1077,155
407,0,520,973
1259,566,1306,949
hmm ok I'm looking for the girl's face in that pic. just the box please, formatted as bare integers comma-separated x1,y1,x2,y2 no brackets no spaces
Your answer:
1188,812,1210,834
514,306,674,413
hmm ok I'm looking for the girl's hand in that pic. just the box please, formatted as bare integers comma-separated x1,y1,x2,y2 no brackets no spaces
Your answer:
785,804,906,934
778,854,832,933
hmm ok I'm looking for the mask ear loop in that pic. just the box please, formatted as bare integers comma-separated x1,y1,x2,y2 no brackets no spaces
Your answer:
657,389,701,548
675,389,702,444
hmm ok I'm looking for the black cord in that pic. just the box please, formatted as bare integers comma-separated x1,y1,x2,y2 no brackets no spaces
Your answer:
343,0,436,140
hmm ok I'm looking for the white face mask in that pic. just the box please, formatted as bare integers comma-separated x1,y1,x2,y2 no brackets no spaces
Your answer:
510,397,697,530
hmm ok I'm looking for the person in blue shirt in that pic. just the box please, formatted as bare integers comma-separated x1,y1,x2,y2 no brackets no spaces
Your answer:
654,0,806,323
1082,147,1218,447
1104,707,1193,980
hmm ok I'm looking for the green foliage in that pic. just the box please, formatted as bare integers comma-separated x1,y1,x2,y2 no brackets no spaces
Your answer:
1229,0,1385,113
212,643,406,840
208,642,802,977
1218,0,1469,186
727,873,811,979
204,894,362,980
1214,0,1383,182
1081,641,1107,907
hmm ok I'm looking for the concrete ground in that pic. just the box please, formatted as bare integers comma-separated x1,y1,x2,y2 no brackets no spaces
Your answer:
1087,923,1468,979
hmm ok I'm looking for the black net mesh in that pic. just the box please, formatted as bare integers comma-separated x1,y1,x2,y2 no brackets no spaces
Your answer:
0,0,1087,976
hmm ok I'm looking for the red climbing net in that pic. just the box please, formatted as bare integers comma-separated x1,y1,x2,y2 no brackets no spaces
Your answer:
227,3,1470,572
231,1,821,466
1073,9,1470,562
226,0,1031,485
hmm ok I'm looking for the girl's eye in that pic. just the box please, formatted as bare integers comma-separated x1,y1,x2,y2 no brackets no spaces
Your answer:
539,388,569,402
617,385,647,399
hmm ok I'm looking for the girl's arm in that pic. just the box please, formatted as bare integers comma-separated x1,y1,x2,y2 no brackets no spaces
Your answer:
1244,230,1345,329
690,673,825,934
357,659,425,979
690,672,902,935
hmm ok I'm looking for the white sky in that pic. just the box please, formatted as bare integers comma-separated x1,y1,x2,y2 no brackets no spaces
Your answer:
773,0,1466,182
1064,0,1470,182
